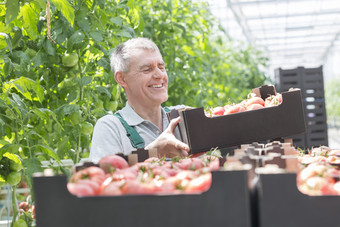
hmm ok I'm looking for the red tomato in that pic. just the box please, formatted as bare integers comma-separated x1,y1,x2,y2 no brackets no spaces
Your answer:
212,106,225,116
99,155,129,173
99,177,122,196
67,182,96,196
321,183,337,195
152,166,171,179
70,166,106,185
19,201,30,212
175,170,198,180
245,97,264,107
144,157,161,163
112,168,138,181
224,104,246,115
333,182,340,194
246,103,264,111
201,156,220,171
121,180,158,194
76,179,101,194
176,158,205,170
186,173,212,193
159,180,177,193
264,94,283,107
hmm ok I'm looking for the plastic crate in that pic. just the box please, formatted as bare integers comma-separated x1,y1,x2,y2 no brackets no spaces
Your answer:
33,170,252,227
257,173,340,227
275,66,328,150
175,86,306,154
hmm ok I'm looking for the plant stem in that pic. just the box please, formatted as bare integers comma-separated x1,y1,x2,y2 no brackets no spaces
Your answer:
11,186,18,227
75,135,81,164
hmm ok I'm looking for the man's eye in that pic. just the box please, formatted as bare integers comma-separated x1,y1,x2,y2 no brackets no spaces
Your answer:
143,68,151,72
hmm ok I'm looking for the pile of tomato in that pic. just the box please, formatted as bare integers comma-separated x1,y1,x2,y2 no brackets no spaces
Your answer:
207,92,283,117
297,146,340,195
67,154,220,197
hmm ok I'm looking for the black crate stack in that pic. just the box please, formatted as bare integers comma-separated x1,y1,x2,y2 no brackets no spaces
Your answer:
275,66,328,150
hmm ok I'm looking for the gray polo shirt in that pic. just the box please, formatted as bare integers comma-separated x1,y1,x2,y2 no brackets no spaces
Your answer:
89,103,184,162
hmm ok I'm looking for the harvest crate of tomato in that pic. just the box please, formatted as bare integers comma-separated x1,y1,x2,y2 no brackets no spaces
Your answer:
254,146,340,227
171,85,306,154
33,153,253,227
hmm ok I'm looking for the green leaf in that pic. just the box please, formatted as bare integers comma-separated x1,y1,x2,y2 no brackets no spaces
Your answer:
76,17,90,32
94,44,108,56
115,30,132,38
5,0,19,25
58,104,79,115
33,0,47,9
3,57,14,76
98,58,110,71
0,32,12,52
11,26,22,48
44,38,56,55
110,17,122,27
3,152,21,163
21,4,39,40
0,175,5,184
12,93,28,117
68,30,84,50
22,157,43,188
12,77,45,102
90,31,103,43
50,0,75,26
96,0,105,9
32,51,47,67
95,85,112,98
80,76,92,86
33,144,61,162
0,144,21,154
31,108,51,120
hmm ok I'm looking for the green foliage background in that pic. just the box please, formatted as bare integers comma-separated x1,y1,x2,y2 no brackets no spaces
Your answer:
0,0,268,188
325,78,340,128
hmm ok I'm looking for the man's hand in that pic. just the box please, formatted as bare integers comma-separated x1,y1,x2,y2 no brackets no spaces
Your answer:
145,117,190,158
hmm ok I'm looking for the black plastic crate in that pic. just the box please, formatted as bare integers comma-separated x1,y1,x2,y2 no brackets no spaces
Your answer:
307,125,328,134
175,86,306,154
289,133,306,149
33,170,252,227
302,88,325,99
257,173,339,227
307,133,329,147
275,67,303,92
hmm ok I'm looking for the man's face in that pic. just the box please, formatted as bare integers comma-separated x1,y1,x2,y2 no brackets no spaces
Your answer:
122,49,168,107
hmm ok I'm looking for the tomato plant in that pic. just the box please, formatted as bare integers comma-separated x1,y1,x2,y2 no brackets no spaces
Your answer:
6,171,21,186
13,219,28,227
62,53,79,68
80,122,94,135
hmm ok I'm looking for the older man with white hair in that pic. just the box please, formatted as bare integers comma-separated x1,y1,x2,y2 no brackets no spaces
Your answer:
89,38,190,162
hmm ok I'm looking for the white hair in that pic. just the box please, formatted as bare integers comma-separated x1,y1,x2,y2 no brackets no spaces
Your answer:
110,37,161,73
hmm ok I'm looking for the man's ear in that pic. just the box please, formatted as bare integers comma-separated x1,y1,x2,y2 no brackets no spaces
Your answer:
114,71,128,88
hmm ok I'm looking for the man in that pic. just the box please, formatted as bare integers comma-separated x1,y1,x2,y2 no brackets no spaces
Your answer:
89,38,190,162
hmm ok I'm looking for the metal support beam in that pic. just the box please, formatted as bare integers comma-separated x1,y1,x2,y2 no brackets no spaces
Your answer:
245,9,340,20
322,29,340,62
255,32,335,40
226,0,253,44
229,0,314,6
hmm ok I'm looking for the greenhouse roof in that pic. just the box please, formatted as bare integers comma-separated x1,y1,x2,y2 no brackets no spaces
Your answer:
207,0,340,75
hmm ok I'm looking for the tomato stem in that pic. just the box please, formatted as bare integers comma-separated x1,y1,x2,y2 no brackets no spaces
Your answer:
11,186,18,227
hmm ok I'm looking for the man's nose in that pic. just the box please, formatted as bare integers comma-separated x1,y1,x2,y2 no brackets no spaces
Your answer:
153,68,165,78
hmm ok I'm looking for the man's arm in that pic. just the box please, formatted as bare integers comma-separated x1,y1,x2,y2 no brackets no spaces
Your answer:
145,117,190,158
89,115,127,162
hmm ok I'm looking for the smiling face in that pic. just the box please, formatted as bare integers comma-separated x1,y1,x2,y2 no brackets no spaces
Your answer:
118,49,168,108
